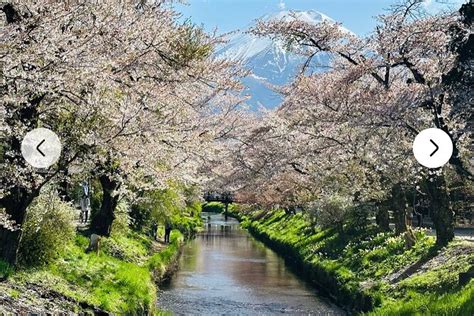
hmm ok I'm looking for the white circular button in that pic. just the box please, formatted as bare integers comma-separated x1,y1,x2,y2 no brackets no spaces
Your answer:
21,128,62,169
413,128,453,169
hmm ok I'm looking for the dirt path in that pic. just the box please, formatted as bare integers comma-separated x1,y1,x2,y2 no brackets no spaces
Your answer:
0,281,105,315
386,240,474,284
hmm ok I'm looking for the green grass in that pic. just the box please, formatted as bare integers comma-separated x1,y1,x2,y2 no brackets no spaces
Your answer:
7,229,185,314
369,280,474,316
12,234,154,313
0,259,14,279
202,201,226,213
231,207,474,315
6,288,21,299
148,230,184,280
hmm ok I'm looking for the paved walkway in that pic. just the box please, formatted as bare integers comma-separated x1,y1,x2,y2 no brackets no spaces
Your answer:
425,227,474,241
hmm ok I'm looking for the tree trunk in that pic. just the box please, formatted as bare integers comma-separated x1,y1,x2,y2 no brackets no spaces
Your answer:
426,173,454,246
0,229,23,265
376,201,390,231
1,92,42,265
392,183,408,235
0,187,39,265
90,175,120,237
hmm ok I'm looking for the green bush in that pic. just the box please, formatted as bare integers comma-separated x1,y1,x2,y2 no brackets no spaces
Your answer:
110,200,131,236
129,186,183,234
18,190,75,267
171,212,201,238
347,203,373,232
308,194,352,230
129,202,152,232
0,259,13,279
129,184,202,238
202,202,225,213
89,179,103,221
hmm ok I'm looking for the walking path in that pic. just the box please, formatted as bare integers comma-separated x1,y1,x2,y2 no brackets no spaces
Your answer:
425,227,474,241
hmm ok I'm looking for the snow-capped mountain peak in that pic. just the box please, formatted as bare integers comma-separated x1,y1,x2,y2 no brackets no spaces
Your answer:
217,10,337,109
261,9,333,23
218,10,330,62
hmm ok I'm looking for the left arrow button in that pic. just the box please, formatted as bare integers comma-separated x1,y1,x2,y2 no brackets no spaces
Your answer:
21,128,62,169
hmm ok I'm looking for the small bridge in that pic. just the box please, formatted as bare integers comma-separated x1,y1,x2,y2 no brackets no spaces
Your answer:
203,191,234,204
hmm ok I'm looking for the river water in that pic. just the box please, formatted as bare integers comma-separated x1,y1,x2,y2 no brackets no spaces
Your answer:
157,212,344,315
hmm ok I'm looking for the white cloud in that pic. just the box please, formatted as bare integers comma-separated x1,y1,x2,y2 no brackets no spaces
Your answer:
278,0,286,10
423,0,433,7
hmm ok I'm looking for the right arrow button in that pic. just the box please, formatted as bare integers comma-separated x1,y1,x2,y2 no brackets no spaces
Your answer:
413,128,453,169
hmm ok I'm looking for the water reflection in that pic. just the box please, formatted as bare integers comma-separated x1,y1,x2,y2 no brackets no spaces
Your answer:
157,212,344,315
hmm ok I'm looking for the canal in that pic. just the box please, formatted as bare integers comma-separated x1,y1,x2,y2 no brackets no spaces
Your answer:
157,212,344,315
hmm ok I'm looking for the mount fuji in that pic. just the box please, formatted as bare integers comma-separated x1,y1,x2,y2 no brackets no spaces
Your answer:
216,10,335,109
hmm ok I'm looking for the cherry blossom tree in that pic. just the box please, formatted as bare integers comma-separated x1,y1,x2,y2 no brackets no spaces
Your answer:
225,0,471,245
0,0,246,264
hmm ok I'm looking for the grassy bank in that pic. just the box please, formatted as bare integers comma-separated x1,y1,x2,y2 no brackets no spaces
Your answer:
0,229,184,314
0,188,204,314
229,207,474,315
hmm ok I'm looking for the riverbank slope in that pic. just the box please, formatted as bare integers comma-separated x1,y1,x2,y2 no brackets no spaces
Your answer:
228,207,473,315
0,212,201,315
0,230,184,314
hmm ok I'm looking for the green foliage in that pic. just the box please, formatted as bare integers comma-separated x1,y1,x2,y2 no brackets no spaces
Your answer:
3,192,199,314
130,202,153,232
44,235,156,314
347,203,373,232
12,229,180,314
170,22,213,67
148,230,184,280
308,194,352,230
171,210,202,238
130,183,201,234
368,281,474,316
101,231,150,264
129,184,202,239
202,202,225,213
89,179,103,219
233,207,473,314
110,200,132,236
0,260,14,279
18,190,76,267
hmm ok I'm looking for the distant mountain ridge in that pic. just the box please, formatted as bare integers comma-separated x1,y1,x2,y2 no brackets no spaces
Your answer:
216,10,334,109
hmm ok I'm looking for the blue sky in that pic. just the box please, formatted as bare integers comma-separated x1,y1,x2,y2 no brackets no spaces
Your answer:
174,0,467,36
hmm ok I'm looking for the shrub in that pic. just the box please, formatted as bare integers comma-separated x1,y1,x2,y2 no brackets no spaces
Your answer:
129,202,152,231
202,201,225,213
347,203,374,232
129,184,202,237
129,187,183,234
171,212,201,238
308,194,353,230
110,200,131,236
18,189,75,267
0,259,14,279
89,179,103,221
